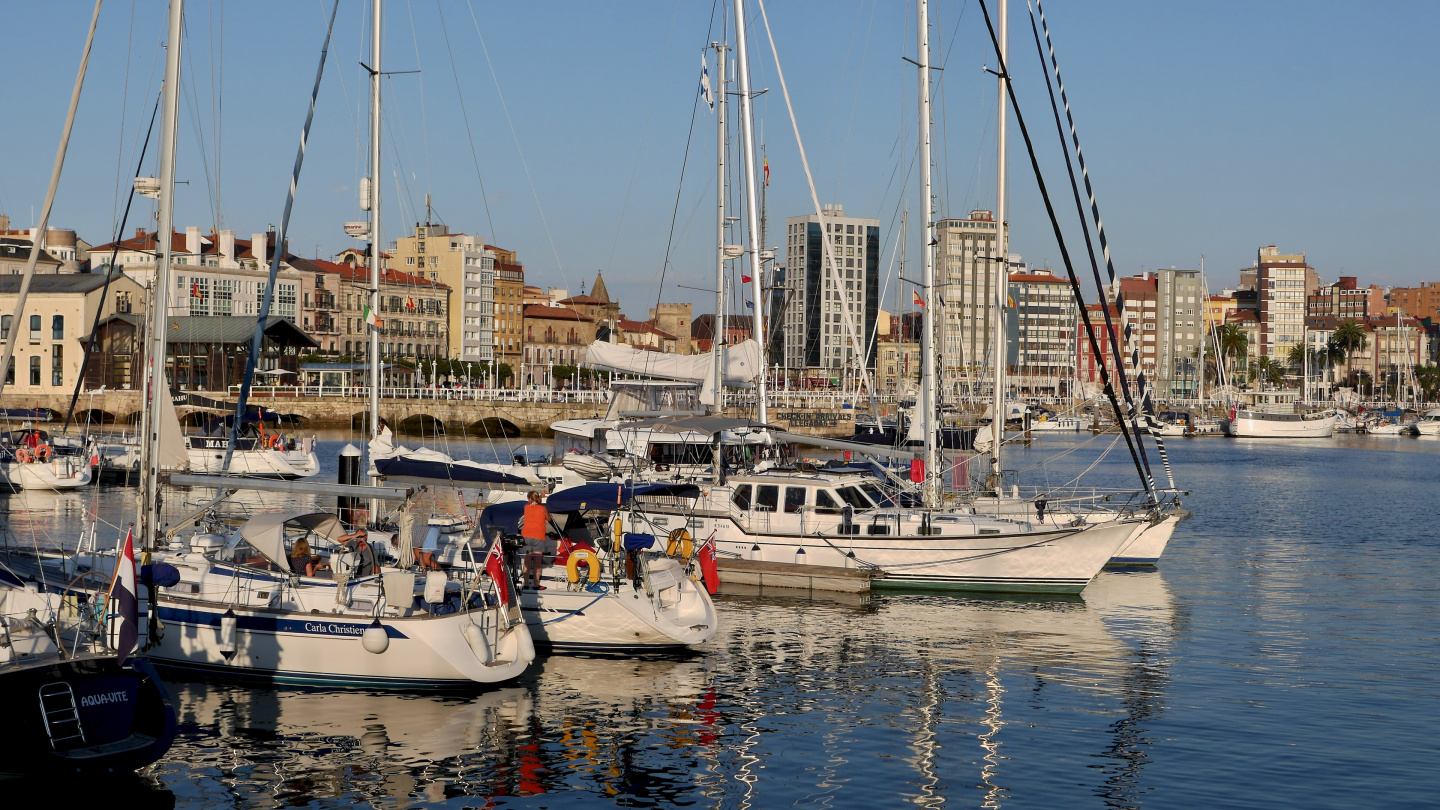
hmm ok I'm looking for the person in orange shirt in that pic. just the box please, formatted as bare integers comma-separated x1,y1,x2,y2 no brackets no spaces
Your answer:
521,491,550,590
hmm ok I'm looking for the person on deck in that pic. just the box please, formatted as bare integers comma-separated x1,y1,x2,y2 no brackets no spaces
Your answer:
289,537,328,577
338,528,380,578
521,491,550,590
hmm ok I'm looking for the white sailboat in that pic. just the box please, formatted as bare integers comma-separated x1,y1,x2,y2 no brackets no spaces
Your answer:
76,0,535,688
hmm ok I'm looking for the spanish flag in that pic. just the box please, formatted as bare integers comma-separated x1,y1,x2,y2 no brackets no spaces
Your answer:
763,156,770,186
1007,294,1016,308
913,290,924,308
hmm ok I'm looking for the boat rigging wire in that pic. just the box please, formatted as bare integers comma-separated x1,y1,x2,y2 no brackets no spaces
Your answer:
464,0,567,288
63,94,163,434
0,0,102,404
223,0,341,474
1030,0,1174,491
432,0,496,242
974,0,1154,506
753,0,881,426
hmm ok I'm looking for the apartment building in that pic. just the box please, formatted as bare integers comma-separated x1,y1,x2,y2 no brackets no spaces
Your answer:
1004,268,1077,397
782,204,880,374
1386,281,1440,322
1307,276,1384,321
90,227,304,323
391,223,496,362
309,258,450,361
0,273,145,393
1256,246,1314,358
932,210,1003,391
491,246,525,374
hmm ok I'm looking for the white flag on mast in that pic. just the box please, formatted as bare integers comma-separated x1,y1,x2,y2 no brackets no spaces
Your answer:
700,52,714,111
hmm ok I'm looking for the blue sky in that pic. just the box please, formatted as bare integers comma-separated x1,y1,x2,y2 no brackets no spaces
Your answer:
2,1,1436,317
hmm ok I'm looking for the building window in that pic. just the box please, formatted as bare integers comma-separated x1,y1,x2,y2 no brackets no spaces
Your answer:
29,315,41,341
51,315,64,340
51,346,63,386
0,315,9,340
29,355,40,385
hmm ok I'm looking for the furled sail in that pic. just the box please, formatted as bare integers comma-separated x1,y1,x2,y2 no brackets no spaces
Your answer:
583,339,763,406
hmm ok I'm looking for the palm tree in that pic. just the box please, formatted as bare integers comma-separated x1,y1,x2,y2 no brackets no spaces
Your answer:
1285,343,1307,371
1415,364,1440,404
1249,356,1286,389
1330,319,1368,387
1216,323,1249,384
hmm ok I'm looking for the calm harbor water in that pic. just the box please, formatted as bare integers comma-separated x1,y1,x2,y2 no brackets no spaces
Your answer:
3,430,1437,807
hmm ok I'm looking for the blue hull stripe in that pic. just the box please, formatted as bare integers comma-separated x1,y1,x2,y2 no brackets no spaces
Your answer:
157,606,410,639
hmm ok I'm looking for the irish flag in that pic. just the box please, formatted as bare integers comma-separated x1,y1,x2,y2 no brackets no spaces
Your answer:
363,305,383,330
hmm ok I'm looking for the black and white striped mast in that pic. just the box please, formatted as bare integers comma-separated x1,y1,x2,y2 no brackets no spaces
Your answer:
1032,0,1172,494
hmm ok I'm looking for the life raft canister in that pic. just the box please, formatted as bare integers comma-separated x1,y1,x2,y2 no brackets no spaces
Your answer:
566,549,601,584
665,528,694,560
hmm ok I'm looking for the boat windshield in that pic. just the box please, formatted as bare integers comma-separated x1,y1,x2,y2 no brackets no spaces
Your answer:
860,483,895,508
835,486,871,509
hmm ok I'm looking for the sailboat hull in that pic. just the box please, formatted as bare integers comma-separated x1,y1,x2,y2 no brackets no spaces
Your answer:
1224,410,1336,438
1107,514,1181,566
0,458,91,490
698,515,1141,595
148,598,531,687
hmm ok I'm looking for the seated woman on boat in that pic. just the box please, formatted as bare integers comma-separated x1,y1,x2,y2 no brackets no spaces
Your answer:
289,537,328,577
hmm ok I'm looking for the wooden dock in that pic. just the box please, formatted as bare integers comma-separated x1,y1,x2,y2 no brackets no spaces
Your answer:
716,558,883,596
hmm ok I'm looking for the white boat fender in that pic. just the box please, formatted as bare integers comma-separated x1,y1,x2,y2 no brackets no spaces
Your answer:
220,608,237,660
362,618,390,654
462,620,492,665
795,547,807,565
424,571,447,604
514,620,536,663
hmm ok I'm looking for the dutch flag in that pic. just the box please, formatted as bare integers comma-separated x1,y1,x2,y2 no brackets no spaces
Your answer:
108,528,139,666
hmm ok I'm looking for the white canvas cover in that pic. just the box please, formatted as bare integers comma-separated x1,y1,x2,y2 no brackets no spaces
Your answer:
583,339,763,406
240,511,346,572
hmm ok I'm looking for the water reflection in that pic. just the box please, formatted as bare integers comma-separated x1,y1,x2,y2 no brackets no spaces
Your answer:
135,571,1179,808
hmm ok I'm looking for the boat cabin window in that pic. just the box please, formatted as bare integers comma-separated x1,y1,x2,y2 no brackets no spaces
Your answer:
836,486,870,509
815,490,841,514
860,483,895,508
553,433,592,456
755,484,779,512
784,487,807,514
731,484,752,511
647,442,713,467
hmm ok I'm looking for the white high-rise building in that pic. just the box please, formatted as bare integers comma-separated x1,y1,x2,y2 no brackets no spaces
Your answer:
937,209,1000,393
781,204,880,375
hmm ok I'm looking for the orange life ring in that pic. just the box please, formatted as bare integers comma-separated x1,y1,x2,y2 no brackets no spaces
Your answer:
15,447,32,464
35,444,52,462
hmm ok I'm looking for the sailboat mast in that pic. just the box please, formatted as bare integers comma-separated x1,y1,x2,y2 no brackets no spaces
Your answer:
141,0,185,549
368,0,383,445
732,0,768,425
989,0,1008,481
714,41,728,415
1198,255,1206,405
916,0,939,506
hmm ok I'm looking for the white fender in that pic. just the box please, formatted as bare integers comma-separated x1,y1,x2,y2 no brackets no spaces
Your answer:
362,619,390,654
462,620,493,665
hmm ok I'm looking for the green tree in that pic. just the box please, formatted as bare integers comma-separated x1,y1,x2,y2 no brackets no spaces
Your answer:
1285,343,1307,371
1216,323,1249,382
1330,319,1368,386
1415,364,1440,401
552,364,577,387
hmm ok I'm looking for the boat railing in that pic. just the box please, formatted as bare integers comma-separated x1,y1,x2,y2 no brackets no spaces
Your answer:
221,385,614,404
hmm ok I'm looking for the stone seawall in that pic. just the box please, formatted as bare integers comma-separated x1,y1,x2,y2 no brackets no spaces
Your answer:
21,391,865,438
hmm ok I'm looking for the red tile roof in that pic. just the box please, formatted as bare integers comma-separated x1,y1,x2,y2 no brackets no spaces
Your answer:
523,304,588,321
306,257,448,288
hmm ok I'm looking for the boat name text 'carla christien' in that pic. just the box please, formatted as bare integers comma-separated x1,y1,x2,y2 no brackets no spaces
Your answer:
80,690,131,707
304,622,366,636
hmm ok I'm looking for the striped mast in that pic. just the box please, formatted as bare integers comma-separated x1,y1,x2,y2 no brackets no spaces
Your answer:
1032,0,1172,494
